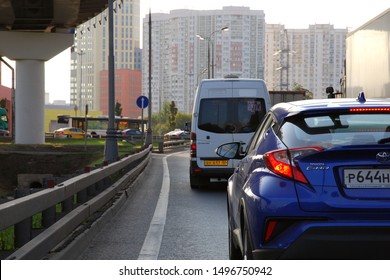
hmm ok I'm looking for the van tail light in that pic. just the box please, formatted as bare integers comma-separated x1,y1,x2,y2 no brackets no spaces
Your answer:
190,132,196,141
263,147,323,184
190,132,196,158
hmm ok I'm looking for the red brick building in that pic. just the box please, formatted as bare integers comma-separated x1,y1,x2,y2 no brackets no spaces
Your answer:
100,70,142,119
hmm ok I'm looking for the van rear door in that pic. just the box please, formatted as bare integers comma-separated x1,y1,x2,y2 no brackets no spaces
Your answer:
196,81,235,171
230,80,269,145
195,80,269,172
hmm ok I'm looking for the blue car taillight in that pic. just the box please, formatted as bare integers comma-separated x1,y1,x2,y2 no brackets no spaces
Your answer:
263,147,323,184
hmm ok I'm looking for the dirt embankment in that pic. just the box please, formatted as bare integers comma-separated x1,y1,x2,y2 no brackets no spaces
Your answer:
0,144,104,197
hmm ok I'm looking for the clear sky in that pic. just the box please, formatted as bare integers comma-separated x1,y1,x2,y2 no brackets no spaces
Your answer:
1,1,389,103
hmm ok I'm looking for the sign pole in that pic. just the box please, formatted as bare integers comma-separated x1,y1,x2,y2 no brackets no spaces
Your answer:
141,98,144,142
145,10,153,146
84,104,88,150
136,96,149,146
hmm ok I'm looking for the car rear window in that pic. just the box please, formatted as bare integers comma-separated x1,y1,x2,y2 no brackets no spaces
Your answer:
279,113,390,148
198,98,266,133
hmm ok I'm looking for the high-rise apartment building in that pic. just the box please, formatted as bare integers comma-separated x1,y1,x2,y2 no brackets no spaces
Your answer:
142,7,266,114
70,0,141,116
265,24,347,98
70,3,347,117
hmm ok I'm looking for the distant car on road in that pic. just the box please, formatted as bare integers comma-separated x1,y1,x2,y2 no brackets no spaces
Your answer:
54,127,87,139
0,129,9,136
217,93,390,260
121,129,143,138
164,129,189,140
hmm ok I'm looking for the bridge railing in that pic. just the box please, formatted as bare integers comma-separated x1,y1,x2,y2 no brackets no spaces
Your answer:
0,145,152,260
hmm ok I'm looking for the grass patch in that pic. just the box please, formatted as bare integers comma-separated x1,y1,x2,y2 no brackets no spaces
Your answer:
0,203,70,251
0,226,14,250
45,138,146,156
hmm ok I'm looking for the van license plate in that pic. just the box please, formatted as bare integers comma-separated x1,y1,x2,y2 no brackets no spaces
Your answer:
344,169,390,188
204,160,228,166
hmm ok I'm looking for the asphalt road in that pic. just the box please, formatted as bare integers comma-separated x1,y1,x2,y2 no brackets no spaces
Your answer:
78,150,228,260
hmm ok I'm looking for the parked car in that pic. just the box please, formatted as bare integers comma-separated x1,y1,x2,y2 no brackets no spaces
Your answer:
0,129,9,136
164,129,189,140
121,128,143,138
54,127,87,139
217,93,390,259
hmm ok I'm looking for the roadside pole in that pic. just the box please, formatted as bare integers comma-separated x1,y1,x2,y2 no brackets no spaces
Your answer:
84,104,88,150
136,96,149,145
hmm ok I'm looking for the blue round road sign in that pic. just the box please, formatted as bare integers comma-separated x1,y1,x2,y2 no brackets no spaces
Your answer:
136,96,149,109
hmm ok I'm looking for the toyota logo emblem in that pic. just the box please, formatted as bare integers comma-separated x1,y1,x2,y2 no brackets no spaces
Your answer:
376,152,390,163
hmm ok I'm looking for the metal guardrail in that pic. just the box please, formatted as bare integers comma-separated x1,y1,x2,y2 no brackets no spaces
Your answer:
157,139,189,152
0,145,152,260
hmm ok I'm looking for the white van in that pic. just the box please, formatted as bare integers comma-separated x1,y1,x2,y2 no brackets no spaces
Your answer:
189,78,271,188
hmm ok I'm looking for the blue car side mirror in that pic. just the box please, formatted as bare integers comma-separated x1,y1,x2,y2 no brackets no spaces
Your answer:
216,142,245,159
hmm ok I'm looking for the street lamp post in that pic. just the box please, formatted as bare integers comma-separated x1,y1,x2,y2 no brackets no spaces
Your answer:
77,50,85,116
273,29,294,90
144,9,153,147
196,26,229,79
104,0,119,162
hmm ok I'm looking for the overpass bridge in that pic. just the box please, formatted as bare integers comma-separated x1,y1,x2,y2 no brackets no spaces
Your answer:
0,0,110,144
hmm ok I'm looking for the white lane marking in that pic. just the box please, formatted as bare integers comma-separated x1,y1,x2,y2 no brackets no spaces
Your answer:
137,155,171,260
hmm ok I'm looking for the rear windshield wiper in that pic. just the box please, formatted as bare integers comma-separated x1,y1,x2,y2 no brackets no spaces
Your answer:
378,137,390,144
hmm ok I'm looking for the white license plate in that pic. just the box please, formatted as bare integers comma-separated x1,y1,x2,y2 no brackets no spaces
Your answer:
344,169,390,188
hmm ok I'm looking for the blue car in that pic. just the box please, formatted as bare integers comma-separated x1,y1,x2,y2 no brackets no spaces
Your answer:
216,93,390,259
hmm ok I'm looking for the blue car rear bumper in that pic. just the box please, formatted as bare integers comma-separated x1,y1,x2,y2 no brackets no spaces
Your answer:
253,225,390,259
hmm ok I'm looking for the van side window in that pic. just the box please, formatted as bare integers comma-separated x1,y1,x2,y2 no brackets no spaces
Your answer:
198,98,266,134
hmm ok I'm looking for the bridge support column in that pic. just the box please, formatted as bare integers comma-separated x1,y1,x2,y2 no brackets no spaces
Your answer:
0,31,74,144
15,60,45,144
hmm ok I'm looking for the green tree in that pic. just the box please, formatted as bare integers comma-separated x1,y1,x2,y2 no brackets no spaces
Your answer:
115,101,123,117
175,112,192,131
151,101,170,135
168,101,178,131
292,83,313,99
149,101,192,135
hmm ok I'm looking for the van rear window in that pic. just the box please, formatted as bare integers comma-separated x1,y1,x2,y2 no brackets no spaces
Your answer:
198,98,266,133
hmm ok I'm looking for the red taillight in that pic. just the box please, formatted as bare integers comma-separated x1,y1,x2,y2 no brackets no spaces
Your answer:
350,107,390,112
190,132,196,158
264,220,277,242
263,219,299,243
190,143,197,157
263,147,323,184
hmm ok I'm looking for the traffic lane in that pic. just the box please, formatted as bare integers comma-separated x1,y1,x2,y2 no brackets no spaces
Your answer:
78,151,228,260
78,155,164,260
158,151,229,260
